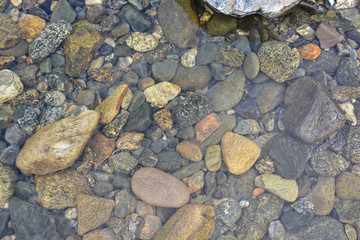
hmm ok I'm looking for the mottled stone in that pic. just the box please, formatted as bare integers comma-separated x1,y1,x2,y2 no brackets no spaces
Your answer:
76,193,115,235
0,164,17,208
205,145,222,172
88,133,116,169
306,177,335,215
335,57,360,86
310,151,349,176
108,151,138,174
116,132,144,150
176,141,202,162
183,171,204,193
36,169,92,209
16,111,99,175
126,32,159,52
154,204,215,240
334,199,360,225
315,23,344,49
194,113,222,143
143,82,181,108
131,167,190,208
217,46,245,68
0,14,20,49
346,126,360,163
234,119,260,135
89,68,114,83
336,172,360,200
221,132,261,175
153,108,173,131
181,48,197,67
0,70,23,105
0,56,15,70
172,65,212,91
102,110,130,138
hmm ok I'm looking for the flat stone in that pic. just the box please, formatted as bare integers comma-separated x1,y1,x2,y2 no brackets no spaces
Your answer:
298,43,321,60
302,49,340,75
315,23,344,49
176,141,202,162
131,167,190,208
335,57,360,86
206,70,246,112
154,204,215,240
346,126,360,163
183,170,204,193
233,119,260,135
0,164,17,208
306,177,335,215
334,200,360,225
264,132,312,179
35,169,92,209
89,68,114,83
152,60,178,82
255,174,298,202
194,113,222,143
138,215,163,239
51,0,77,23
126,32,159,52
172,65,212,91
310,151,349,177
281,208,313,234
153,108,173,131
205,145,221,172
0,69,23,105
243,52,260,80
16,111,99,175
284,76,346,143
116,132,144,150
143,82,181,108
250,80,285,114
76,193,115,235
258,40,301,82
336,172,360,200
124,102,152,132
221,132,261,175
0,14,20,49
18,14,46,40
95,84,128,124
88,133,116,169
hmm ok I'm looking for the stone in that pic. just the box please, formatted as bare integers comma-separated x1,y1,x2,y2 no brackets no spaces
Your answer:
212,198,241,227
217,46,245,68
310,151,349,176
268,220,285,240
281,208,313,234
296,24,315,41
183,170,204,193
315,23,344,49
76,193,115,235
334,200,360,225
250,80,285,114
35,169,92,209
172,161,204,180
95,84,128,124
120,5,151,32
0,56,15,70
302,50,340,75
255,174,298,202
221,132,261,175
40,91,66,107
114,189,136,218
9,197,71,240
197,43,218,65
335,57,360,86
131,167,190,208
0,164,17,208
88,133,116,169
51,0,77,23
154,204,215,240
284,76,346,143
205,14,237,36
345,224,357,240
258,40,301,82
18,14,46,40
339,102,357,125
181,48,197,68
243,52,260,80
143,82,181,108
176,141,202,162
306,177,335,215
138,215,163,240
158,0,199,48
64,20,103,77
29,20,71,61
45,68,73,92
153,109,173,131
233,119,260,135
205,145,221,172
172,65,212,91
298,43,321,60
82,228,117,240
126,32,159,52
89,68,114,83
336,172,360,200
0,14,20,49
194,113,222,143
86,5,107,23
0,70,23,105
206,70,246,112
152,60,178,82
124,102,152,132
346,126,360,163
116,132,144,150
108,152,138,174
264,132,311,179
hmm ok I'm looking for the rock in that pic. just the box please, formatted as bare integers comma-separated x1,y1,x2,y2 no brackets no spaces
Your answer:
131,167,190,208
95,84,128,124
16,110,99,175
102,110,130,138
284,76,345,143
298,43,321,60
86,5,107,23
152,60,178,82
0,70,23,105
64,20,103,77
258,40,301,82
51,0,77,23
120,5,151,32
0,164,17,208
213,198,241,226
40,91,66,107
205,13,237,36
310,151,349,176
330,86,360,102
233,119,260,135
124,102,152,132
176,141,202,162
153,109,173,131
221,132,261,175
306,177,335,215
114,189,136,218
334,200,360,225
88,133,116,169
29,20,71,61
315,23,344,49
205,145,222,172
116,132,144,150
281,208,313,234
82,228,117,240
172,65,212,91
206,70,246,112
0,14,20,49
18,14,46,40
244,52,260,80
172,161,204,180
284,216,347,240
302,49,340,75
339,102,357,125
126,32,159,52
9,197,71,240
336,172,360,200
197,43,218,65
89,68,114,83
154,204,215,240
181,48,197,68
139,148,158,167
158,0,199,48
235,193,284,240
346,126,360,163
138,215,163,240
76,193,115,235
217,46,245,68
45,68,73,92
108,152,138,174
335,57,360,86
143,82,181,108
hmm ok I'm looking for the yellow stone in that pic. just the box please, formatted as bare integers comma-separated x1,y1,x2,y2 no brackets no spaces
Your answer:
126,32,159,52
143,82,181,108
221,132,261,175
116,132,144,150
95,84,128,124
18,14,46,40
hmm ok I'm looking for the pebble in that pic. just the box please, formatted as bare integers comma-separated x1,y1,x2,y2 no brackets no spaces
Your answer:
181,48,197,67
296,24,315,41
221,132,261,175
334,200,360,225
194,113,222,143
116,132,144,150
172,161,204,180
4,124,26,146
87,5,107,23
183,171,204,193
51,0,77,23
243,52,260,80
151,60,178,82
40,91,66,107
268,220,285,240
0,14,20,49
172,65,212,91
176,141,202,162
114,189,136,218
346,126,360,163
126,32,159,52
315,23,344,49
197,43,218,65
153,109,173,131
298,43,321,60
306,177,335,215
143,82,180,108
94,181,113,197
88,133,116,169
124,102,152,132
131,167,190,208
302,49,340,75
127,89,144,112
218,45,245,68
155,149,182,172
108,151,138,174
210,62,226,81
18,14,46,40
310,151,349,176
121,5,151,32
234,119,260,135
0,164,17,208
335,57,360,86
255,174,298,202
345,224,357,240
0,70,23,105
138,77,155,91
204,145,222,172
281,207,313,234
89,68,114,83
335,172,360,200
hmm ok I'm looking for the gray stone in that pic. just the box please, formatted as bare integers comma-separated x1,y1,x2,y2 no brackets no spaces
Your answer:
45,68,73,92
94,181,113,197
0,40,28,57
10,63,39,87
108,152,138,174
213,198,241,226
139,148,158,167
152,61,178,82
172,161,204,180
335,57,360,86
244,52,260,80
50,54,65,68
172,65,212,91
197,43,218,65
346,126,360,163
281,209,313,234
234,98,261,119
120,5,151,32
155,149,182,172
0,146,19,165
210,62,226,81
234,36,251,55
124,102,152,132
334,200,360,224
40,91,66,107
112,175,131,189
51,0,76,23
14,181,36,201
310,151,349,176
302,50,340,75
114,189,137,218
5,125,26,146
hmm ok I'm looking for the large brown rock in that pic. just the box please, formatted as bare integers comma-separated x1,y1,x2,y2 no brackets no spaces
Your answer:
88,133,116,169
306,177,335,215
131,167,190,208
336,172,360,200
154,204,215,240
16,110,100,175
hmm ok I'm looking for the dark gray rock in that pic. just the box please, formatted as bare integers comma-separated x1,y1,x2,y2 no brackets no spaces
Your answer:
234,36,252,54
334,200,360,224
335,57,360,86
112,174,131,189
124,102,152,132
110,23,130,39
234,98,261,119
347,29,360,43
152,60,178,82
0,209,9,238
39,106,64,127
310,151,349,176
9,197,71,240
265,132,312,179
172,161,204,180
94,181,113,197
138,148,158,167
51,0,76,23
114,189,136,218
50,54,65,68
100,14,120,32
0,146,19,165
302,50,340,75
45,68,73,92
0,40,28,57
172,65,212,91
213,198,242,226
150,140,168,154
197,43,218,65
123,71,139,87
14,181,36,200
131,57,148,78
120,5,151,32
114,45,132,57
284,76,346,144
108,152,138,174
5,125,26,146
281,209,313,234
40,91,66,107
346,126,360,164
205,171,217,196
249,28,261,52
10,63,39,87
155,149,182,172
210,62,226,81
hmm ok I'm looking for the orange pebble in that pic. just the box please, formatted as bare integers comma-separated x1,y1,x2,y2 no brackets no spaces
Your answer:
253,187,265,197
298,43,321,60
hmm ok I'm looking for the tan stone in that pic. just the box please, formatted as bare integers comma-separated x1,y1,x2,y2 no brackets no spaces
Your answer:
176,141,203,162
221,132,261,175
126,32,159,52
306,176,335,215
76,193,115,235
255,174,298,202
116,132,144,150
18,14,46,40
0,164,17,208
0,69,23,104
205,145,222,172
88,133,116,169
95,84,128,124
82,228,117,240
0,56,15,70
154,204,215,240
143,82,181,108
336,172,360,200
183,171,204,193
16,110,99,175
131,167,190,208
36,169,92,209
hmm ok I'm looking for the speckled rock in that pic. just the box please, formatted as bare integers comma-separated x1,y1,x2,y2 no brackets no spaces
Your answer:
176,141,202,162
306,177,335,215
153,108,173,131
310,151,349,176
336,172,360,200
102,110,130,138
131,167,190,208
172,65,212,91
16,111,99,175
143,82,181,108
335,57,360,86
88,133,116,169
35,169,92,209
221,132,261,175
181,48,197,67
205,13,237,36
205,145,221,172
76,193,115,235
0,69,23,105
218,46,245,68
0,164,17,208
334,199,360,225
258,40,301,82
126,32,159,52
346,126,360,163
108,151,138,174
29,20,72,61
0,14,20,49
154,204,215,240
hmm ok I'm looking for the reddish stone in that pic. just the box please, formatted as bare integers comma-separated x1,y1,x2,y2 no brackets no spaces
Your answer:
315,23,344,49
252,187,265,197
89,68,114,83
298,43,321,60
176,141,203,162
153,108,173,131
194,113,222,143
88,133,116,169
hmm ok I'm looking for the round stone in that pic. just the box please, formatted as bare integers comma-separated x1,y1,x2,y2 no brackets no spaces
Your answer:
0,69,23,104
244,52,260,80
126,32,159,52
